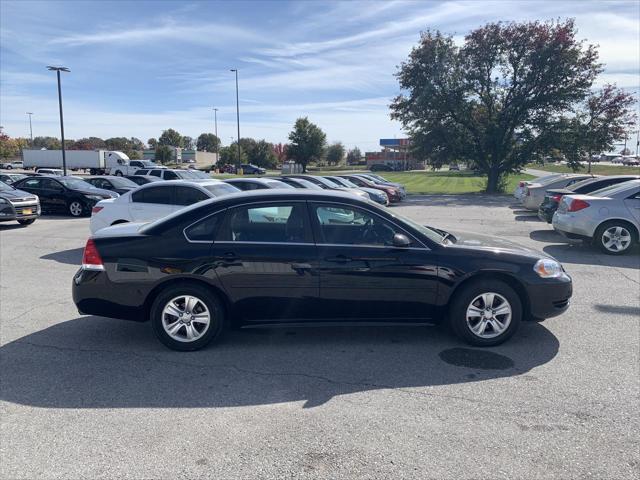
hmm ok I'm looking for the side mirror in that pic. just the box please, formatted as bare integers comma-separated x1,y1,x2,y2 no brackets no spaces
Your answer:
392,233,411,248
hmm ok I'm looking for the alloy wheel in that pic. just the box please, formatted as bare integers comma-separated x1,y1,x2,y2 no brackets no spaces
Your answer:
69,201,83,216
465,292,512,339
602,226,631,252
162,295,211,342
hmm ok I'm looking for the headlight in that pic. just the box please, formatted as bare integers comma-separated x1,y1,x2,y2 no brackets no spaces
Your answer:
533,258,564,278
0,198,7,204
85,195,104,201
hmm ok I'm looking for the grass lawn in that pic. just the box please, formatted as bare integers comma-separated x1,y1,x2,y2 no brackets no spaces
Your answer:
213,170,534,194
526,163,640,176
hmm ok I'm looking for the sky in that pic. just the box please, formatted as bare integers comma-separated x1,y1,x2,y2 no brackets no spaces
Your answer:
1,0,638,152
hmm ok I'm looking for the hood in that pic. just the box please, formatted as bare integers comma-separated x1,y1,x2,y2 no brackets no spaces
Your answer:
0,188,38,201
78,188,117,198
447,230,551,260
93,221,147,237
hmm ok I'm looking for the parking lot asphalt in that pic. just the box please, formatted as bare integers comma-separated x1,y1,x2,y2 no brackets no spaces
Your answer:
1,195,638,479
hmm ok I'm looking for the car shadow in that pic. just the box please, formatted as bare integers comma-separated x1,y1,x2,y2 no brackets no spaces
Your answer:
529,229,567,243
0,317,559,410
593,304,640,316
0,223,27,231
514,214,542,222
40,247,83,265
542,243,640,268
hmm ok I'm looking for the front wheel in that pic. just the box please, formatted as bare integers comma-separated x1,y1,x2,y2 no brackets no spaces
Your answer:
114,171,123,176
449,280,521,347
594,221,636,255
68,200,85,217
17,218,36,226
150,284,226,351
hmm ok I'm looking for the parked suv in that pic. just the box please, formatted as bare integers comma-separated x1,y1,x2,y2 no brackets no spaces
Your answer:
135,168,194,180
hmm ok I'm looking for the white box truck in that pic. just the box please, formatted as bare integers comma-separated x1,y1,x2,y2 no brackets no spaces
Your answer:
22,150,154,176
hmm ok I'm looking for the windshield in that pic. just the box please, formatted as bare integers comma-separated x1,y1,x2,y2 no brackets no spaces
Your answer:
315,176,342,188
265,180,294,189
328,177,357,188
591,181,639,197
389,210,449,245
203,183,240,196
0,181,15,191
58,177,97,190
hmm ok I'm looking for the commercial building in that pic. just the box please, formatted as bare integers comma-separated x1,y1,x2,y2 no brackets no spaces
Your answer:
143,147,218,166
365,138,423,171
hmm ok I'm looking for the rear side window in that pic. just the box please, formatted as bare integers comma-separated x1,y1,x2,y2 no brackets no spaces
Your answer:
184,213,223,242
164,171,179,180
149,170,162,177
174,186,209,206
131,186,173,204
22,179,41,188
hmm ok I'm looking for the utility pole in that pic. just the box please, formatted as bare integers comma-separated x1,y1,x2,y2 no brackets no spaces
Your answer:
230,69,241,164
26,112,34,147
47,66,70,175
213,107,219,160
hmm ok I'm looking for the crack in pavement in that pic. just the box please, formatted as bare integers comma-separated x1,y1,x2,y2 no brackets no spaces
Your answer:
10,339,482,405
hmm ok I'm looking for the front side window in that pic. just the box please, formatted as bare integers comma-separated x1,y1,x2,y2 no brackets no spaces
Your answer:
131,186,173,204
164,171,179,180
224,203,311,243
174,186,209,206
314,204,407,247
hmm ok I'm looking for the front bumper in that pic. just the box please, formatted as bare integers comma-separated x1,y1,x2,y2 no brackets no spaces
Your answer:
0,201,40,222
527,274,573,320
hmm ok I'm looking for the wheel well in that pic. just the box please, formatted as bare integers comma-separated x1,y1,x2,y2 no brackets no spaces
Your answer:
143,278,231,321
595,219,639,239
111,220,129,225
448,272,532,320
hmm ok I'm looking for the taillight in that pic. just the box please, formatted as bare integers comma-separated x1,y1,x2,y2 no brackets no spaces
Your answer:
551,194,563,203
82,239,104,270
91,206,103,215
567,199,590,212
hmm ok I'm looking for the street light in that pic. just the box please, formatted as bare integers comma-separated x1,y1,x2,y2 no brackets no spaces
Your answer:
230,69,241,164
47,66,70,175
26,112,34,147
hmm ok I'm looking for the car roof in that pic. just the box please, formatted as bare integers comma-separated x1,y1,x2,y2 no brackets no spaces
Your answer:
225,177,278,184
134,179,225,189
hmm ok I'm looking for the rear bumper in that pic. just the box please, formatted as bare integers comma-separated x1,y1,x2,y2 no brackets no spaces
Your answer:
527,275,573,319
73,268,148,321
552,212,595,239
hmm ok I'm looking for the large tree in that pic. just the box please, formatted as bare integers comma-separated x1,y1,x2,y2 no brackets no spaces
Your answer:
196,133,220,152
391,19,608,192
73,137,106,150
158,128,183,148
248,140,278,169
154,145,173,164
325,142,345,165
287,117,326,172
219,144,247,165
32,136,61,150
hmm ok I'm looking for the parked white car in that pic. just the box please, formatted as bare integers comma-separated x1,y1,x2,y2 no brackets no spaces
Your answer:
552,180,640,254
521,174,595,210
90,180,239,233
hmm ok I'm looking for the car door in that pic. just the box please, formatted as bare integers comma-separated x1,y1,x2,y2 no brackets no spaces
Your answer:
310,202,440,321
128,185,176,221
16,178,49,207
39,178,68,212
624,189,640,224
213,201,320,322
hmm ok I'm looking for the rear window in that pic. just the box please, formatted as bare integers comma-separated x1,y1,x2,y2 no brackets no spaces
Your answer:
203,183,239,196
591,182,640,198
264,180,294,189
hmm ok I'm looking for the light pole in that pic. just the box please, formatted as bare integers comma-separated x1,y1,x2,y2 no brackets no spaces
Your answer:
230,69,241,164
26,112,34,147
212,107,219,159
47,66,70,175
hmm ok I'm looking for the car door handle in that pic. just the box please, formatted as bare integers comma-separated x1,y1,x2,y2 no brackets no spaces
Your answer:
325,255,352,263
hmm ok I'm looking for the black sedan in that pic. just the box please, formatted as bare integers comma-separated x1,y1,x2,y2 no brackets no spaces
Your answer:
0,181,40,226
85,175,140,195
537,175,640,223
13,176,117,217
73,190,572,351
124,175,163,186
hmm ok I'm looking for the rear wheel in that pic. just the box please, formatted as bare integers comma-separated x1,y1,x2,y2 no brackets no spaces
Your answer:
150,284,226,351
68,200,85,217
594,221,637,255
114,171,123,176
17,218,36,226
449,279,521,346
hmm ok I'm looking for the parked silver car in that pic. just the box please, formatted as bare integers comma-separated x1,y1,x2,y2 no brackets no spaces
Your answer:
513,173,562,201
521,174,595,210
552,179,640,254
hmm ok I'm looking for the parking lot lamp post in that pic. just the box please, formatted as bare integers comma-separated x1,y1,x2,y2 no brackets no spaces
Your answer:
230,69,241,164
47,66,70,175
26,112,34,147
213,107,219,158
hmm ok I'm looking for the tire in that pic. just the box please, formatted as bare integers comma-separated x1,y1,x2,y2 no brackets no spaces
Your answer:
89,168,97,175
594,221,637,255
448,279,522,347
114,171,123,176
150,284,226,351
17,218,36,226
6,165,12,170
68,200,85,217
